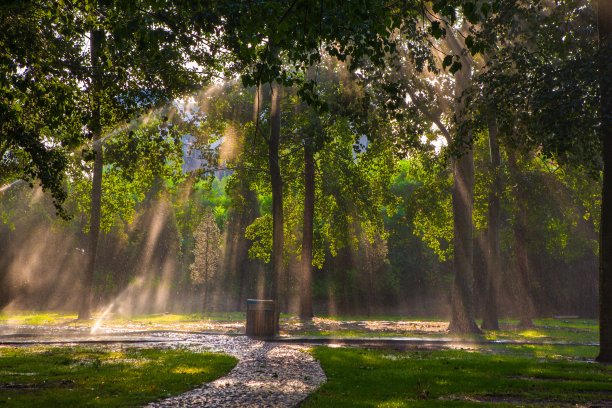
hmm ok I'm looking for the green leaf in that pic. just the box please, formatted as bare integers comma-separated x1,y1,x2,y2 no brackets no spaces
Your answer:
442,55,453,69
465,35,474,50
449,61,462,74
430,21,446,39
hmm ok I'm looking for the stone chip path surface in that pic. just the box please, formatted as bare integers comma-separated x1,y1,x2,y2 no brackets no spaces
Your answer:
144,332,326,408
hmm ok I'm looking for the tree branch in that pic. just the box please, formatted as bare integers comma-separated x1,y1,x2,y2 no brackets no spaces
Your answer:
405,87,452,143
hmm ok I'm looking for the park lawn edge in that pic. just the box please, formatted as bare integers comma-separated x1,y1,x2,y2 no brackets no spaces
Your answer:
303,346,612,407
0,346,237,407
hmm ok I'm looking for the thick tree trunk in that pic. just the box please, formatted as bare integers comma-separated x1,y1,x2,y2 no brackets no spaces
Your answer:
597,0,612,363
299,143,315,320
269,82,283,333
78,29,104,320
449,148,480,333
448,58,480,334
481,117,502,330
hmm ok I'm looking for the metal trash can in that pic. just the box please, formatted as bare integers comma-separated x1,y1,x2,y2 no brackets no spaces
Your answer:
246,299,276,338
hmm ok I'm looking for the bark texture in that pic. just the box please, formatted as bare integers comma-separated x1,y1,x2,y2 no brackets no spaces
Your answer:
79,29,104,320
449,147,480,333
448,52,480,334
597,0,612,363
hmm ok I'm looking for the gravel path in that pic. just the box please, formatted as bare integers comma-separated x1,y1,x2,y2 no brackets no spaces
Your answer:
144,332,326,408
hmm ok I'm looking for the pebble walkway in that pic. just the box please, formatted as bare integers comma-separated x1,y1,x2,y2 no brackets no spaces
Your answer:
144,333,327,408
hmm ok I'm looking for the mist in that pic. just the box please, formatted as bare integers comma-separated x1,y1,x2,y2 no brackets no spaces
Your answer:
0,78,600,326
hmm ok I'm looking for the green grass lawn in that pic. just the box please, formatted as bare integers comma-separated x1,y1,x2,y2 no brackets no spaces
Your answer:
291,317,599,345
0,311,600,345
0,312,606,406
482,318,598,344
0,346,236,407
0,311,246,326
304,347,612,407
0,312,79,326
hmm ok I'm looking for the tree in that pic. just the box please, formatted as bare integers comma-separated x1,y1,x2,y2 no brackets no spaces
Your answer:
177,0,448,322
73,0,214,319
79,26,104,320
384,12,481,333
506,150,536,328
268,83,284,330
597,0,612,363
190,209,222,311
0,0,85,216
481,117,501,330
474,0,606,349
299,137,315,320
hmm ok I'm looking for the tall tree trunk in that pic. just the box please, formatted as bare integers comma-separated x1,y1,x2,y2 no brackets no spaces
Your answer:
507,151,535,328
299,142,315,320
269,82,283,334
448,59,480,334
597,0,612,363
449,148,480,333
228,87,264,311
78,29,104,320
481,117,502,330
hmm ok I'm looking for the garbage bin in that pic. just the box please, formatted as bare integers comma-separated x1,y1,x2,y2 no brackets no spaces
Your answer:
246,299,276,338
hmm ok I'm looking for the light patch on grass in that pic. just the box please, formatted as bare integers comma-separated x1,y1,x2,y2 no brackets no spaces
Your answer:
171,366,207,374
381,354,408,361
0,312,78,326
101,358,152,367
0,371,38,376
123,312,245,324
378,401,406,408
518,330,549,339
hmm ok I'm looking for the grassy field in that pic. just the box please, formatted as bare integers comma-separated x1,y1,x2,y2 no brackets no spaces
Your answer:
0,311,605,406
0,311,600,345
303,347,612,407
292,317,599,342
0,312,79,326
0,346,236,407
0,311,246,326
